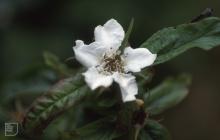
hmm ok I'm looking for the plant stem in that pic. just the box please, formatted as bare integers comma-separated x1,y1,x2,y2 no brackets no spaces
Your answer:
129,127,136,140
134,125,141,140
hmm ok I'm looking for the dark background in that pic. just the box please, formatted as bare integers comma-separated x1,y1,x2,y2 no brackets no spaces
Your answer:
0,0,220,139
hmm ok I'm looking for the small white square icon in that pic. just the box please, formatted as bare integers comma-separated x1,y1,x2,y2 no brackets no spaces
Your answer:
5,122,18,136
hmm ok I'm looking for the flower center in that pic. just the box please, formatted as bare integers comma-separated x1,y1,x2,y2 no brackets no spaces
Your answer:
102,54,124,73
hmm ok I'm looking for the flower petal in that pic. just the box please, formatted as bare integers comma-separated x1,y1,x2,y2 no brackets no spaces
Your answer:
73,40,106,68
94,19,125,51
123,47,157,72
113,73,138,102
83,67,113,90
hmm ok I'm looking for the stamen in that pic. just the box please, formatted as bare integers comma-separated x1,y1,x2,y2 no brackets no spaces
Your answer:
102,54,124,73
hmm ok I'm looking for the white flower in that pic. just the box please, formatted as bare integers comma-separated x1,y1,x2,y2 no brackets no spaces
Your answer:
73,19,157,102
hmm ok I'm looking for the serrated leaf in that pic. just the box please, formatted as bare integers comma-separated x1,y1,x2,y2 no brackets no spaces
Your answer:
139,120,171,140
61,117,123,140
23,74,89,135
144,74,191,115
140,17,220,64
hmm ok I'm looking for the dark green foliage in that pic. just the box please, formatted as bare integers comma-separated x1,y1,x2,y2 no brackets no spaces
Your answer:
2,17,220,140
23,74,89,135
144,74,191,115
139,120,171,140
121,18,134,50
43,51,74,77
140,17,220,64
61,117,124,140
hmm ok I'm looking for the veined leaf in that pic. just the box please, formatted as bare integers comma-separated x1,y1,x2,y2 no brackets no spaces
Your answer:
139,120,171,140
144,74,191,115
140,17,220,64
61,117,123,140
23,74,89,135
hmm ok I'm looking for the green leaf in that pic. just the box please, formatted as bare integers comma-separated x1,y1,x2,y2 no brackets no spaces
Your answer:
140,17,220,64
139,131,152,140
61,117,123,140
23,74,89,135
121,18,134,50
136,68,154,85
43,51,73,76
139,120,171,140
1,68,56,105
144,74,191,115
136,68,155,97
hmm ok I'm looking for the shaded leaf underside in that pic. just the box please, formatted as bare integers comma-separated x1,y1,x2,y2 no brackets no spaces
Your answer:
144,74,191,115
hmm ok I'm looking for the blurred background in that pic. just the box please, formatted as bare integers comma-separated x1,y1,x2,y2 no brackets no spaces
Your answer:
0,0,220,139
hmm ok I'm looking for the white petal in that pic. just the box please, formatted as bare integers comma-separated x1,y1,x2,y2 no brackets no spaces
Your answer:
94,19,125,51
73,40,106,68
83,67,113,90
113,73,138,102
123,47,157,72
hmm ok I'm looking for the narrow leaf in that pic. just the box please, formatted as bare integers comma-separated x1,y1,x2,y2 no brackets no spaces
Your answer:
140,17,220,64
121,18,134,49
144,74,191,115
